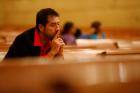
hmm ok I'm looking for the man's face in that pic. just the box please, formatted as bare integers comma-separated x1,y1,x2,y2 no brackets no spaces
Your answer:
43,16,60,40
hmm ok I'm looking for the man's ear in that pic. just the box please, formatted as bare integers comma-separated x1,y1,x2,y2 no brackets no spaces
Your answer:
38,24,44,33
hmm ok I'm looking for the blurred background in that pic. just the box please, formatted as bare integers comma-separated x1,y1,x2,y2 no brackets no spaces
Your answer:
0,0,140,41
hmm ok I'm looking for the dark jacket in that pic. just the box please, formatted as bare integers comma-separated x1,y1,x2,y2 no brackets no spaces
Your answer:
4,27,41,59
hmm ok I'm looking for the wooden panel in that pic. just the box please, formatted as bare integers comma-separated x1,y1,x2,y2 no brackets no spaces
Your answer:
0,56,140,93
0,0,140,27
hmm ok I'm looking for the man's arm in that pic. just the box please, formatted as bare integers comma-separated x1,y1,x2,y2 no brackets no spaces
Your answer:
4,35,30,59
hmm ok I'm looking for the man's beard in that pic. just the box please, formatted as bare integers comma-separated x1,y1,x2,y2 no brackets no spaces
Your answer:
44,33,55,40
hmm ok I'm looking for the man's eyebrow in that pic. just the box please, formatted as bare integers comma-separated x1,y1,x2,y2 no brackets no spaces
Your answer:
51,23,56,24
51,22,59,24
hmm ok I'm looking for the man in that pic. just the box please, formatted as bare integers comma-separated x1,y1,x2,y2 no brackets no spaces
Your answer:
4,8,65,60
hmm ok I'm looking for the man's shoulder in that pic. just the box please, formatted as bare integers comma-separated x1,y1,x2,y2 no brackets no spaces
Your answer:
15,27,35,43
16,27,35,38
20,27,35,37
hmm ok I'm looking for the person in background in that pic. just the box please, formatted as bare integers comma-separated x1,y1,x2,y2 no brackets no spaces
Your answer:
78,28,91,39
4,8,65,60
90,21,106,39
74,28,82,39
61,22,76,45
78,32,91,39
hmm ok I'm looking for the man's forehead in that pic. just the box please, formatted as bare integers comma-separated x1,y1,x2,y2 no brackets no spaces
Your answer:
47,15,60,23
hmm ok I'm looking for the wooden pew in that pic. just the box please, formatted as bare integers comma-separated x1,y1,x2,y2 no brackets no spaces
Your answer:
0,52,6,61
116,40,140,49
0,30,21,45
0,42,10,52
0,42,9,61
74,39,118,49
0,53,140,93
76,39,140,49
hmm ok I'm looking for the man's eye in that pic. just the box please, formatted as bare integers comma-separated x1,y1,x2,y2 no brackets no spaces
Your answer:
57,23,60,25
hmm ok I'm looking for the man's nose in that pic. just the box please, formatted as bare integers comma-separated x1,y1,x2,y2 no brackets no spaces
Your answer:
56,25,60,31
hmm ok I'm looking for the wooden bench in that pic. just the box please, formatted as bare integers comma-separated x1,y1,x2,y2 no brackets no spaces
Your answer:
0,56,140,93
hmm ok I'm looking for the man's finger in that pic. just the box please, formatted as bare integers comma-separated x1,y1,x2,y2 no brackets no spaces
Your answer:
54,30,60,39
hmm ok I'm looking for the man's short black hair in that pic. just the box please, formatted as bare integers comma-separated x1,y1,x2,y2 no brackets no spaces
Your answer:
36,8,59,28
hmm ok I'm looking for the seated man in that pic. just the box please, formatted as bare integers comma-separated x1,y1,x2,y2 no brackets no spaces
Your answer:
4,8,65,60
